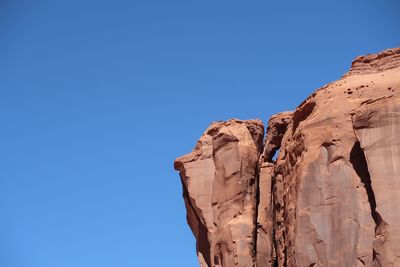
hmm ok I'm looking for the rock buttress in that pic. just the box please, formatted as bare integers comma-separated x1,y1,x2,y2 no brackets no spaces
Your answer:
174,119,264,267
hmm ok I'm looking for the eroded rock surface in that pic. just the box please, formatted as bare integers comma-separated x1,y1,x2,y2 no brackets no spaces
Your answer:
353,101,400,266
174,47,400,267
174,119,264,266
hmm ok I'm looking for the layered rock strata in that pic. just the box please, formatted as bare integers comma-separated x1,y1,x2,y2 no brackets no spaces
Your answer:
174,47,400,266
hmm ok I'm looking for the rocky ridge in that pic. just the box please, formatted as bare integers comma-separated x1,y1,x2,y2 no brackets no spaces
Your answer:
174,47,400,267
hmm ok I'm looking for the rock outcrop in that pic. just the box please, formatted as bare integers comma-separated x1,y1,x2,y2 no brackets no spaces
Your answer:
174,47,400,266
174,119,264,266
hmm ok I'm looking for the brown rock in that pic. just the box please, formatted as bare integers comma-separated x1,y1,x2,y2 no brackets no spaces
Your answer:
255,162,275,266
353,100,400,266
174,47,400,267
262,111,293,163
174,119,264,266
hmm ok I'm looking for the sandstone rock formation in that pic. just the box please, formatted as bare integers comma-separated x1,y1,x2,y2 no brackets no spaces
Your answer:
174,119,264,266
174,47,400,266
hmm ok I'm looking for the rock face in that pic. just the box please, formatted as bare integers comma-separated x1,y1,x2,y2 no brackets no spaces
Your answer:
174,119,264,266
174,47,400,266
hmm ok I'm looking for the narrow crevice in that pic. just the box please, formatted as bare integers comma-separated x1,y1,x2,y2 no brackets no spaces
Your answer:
253,160,261,266
350,141,378,225
271,172,279,267
252,122,266,266
255,113,290,266
350,141,380,261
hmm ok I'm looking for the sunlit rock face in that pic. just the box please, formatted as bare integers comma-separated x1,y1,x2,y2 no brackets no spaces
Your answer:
174,119,264,267
174,47,400,267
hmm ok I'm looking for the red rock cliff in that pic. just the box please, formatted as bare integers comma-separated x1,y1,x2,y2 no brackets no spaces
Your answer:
174,47,400,267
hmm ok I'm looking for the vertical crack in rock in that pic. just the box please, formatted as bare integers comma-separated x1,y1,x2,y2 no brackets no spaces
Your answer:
244,120,266,267
350,140,380,260
256,112,292,267
253,161,261,265
351,101,399,266
350,141,378,227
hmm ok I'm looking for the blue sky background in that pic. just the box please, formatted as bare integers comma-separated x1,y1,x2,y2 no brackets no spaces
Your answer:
0,1,399,266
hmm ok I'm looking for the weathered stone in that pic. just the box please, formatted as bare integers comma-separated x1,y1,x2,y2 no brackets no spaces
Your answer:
174,119,264,267
255,162,275,266
353,100,400,266
175,47,400,267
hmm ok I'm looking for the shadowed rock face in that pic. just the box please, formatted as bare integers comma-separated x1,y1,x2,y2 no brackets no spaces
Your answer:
174,47,400,267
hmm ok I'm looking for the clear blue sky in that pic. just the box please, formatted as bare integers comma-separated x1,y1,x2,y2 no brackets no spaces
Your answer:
0,1,399,266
